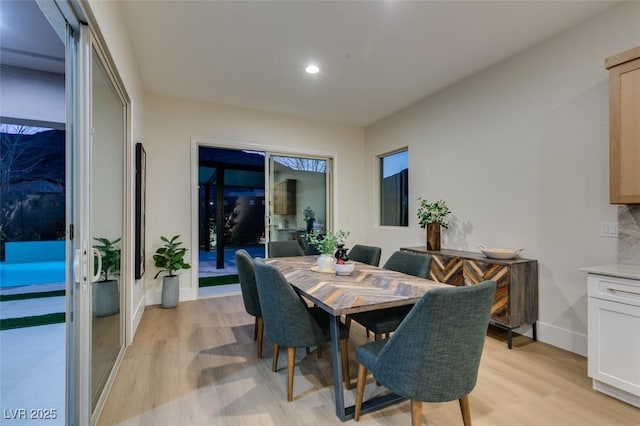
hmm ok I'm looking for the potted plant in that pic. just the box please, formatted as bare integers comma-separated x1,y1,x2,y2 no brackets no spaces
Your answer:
303,206,316,233
93,237,121,316
153,235,191,308
417,198,451,251
304,229,350,272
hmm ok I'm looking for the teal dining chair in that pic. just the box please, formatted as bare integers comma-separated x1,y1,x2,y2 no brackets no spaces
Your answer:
349,251,432,339
267,240,305,258
235,249,264,358
253,258,352,401
348,244,382,267
354,280,497,425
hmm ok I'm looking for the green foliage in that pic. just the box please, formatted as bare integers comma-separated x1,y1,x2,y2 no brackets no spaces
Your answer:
417,198,451,229
303,206,316,222
93,237,121,281
304,229,350,255
153,235,191,278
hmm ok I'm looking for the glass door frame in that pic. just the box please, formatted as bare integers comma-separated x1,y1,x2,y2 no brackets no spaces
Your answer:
72,20,130,426
190,137,334,297
264,152,333,257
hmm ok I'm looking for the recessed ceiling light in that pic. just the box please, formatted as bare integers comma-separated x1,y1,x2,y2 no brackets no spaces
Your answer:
305,64,320,74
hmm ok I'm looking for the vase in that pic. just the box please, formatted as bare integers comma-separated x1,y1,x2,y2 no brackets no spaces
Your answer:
426,223,441,251
93,279,120,317
317,254,334,272
306,219,315,234
334,244,349,262
162,275,180,308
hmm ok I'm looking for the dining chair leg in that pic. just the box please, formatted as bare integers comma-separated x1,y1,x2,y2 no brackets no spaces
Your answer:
253,317,258,341
411,400,423,426
339,338,351,389
287,347,296,402
354,364,367,421
272,344,280,372
459,395,471,426
345,315,352,329
374,333,382,341
256,317,264,359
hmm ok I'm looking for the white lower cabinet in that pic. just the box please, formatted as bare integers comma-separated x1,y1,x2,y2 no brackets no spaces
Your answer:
587,273,640,408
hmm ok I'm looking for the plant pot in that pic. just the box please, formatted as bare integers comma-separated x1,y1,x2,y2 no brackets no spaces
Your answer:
317,254,335,272
426,223,441,251
162,275,180,308
93,279,119,317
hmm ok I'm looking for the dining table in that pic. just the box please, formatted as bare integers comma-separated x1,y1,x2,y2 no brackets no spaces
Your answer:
265,255,451,421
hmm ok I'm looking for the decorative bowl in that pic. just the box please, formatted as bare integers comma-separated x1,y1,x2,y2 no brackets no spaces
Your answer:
479,245,524,260
334,262,355,276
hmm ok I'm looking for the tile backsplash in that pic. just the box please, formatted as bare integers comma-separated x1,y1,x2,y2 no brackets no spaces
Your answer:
618,205,640,265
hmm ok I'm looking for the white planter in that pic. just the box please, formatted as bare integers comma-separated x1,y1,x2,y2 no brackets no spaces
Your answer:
317,254,335,272
162,275,180,308
93,279,119,317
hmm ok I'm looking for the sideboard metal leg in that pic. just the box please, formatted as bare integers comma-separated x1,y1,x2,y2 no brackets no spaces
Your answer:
507,328,513,349
532,322,537,341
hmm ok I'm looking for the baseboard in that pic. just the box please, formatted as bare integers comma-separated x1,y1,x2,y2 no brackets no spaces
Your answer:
536,321,587,356
130,295,145,341
593,380,640,409
145,286,197,307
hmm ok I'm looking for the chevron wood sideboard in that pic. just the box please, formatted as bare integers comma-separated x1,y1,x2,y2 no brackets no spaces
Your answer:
401,247,538,349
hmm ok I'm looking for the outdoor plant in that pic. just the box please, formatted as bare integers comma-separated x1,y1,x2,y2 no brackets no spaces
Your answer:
303,206,316,222
93,237,121,281
153,235,191,278
304,229,350,255
417,198,451,229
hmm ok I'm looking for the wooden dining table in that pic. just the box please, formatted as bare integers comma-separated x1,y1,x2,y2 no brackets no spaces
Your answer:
265,255,450,421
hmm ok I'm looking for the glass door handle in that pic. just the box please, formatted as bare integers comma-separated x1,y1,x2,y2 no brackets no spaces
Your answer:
91,248,102,282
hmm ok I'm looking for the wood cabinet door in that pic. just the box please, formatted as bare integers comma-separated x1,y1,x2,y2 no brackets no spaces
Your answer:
608,50,640,204
463,259,510,325
429,254,464,286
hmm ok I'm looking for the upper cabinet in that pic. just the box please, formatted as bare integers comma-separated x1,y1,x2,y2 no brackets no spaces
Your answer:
606,46,640,204
274,179,296,215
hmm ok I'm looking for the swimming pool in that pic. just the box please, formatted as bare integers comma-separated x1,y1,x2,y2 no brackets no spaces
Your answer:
1,241,66,288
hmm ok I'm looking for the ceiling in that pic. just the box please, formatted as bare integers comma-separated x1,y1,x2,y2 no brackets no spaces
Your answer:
0,0,65,74
1,1,619,127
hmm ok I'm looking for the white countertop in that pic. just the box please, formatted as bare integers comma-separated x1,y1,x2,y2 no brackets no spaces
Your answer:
580,264,640,280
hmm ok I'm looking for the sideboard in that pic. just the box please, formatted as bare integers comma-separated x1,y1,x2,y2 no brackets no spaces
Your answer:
401,247,539,349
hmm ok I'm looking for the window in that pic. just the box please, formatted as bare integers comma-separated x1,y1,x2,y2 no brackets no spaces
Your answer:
380,149,408,226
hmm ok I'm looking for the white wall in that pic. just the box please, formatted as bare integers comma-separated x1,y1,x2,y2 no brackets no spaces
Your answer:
364,2,640,355
143,94,364,304
0,65,64,125
88,0,146,343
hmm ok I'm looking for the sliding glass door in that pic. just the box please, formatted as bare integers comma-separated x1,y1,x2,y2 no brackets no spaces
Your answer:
266,154,332,254
71,23,126,425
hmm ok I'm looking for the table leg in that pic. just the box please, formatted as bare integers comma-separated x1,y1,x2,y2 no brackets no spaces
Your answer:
329,315,403,421
329,315,350,420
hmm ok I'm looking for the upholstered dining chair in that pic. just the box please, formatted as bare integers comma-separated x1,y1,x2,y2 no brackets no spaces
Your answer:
354,280,497,426
253,258,352,401
349,251,432,339
268,240,305,258
235,249,264,358
348,244,382,267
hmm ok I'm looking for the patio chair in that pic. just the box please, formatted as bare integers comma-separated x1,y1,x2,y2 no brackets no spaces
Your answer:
354,280,496,425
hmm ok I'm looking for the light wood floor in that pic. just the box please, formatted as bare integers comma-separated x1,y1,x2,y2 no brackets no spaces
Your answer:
97,295,640,426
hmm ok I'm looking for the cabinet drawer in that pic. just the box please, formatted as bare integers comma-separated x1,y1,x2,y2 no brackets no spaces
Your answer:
588,274,640,307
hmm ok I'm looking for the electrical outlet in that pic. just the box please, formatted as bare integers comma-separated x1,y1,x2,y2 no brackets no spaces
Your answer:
600,222,618,238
